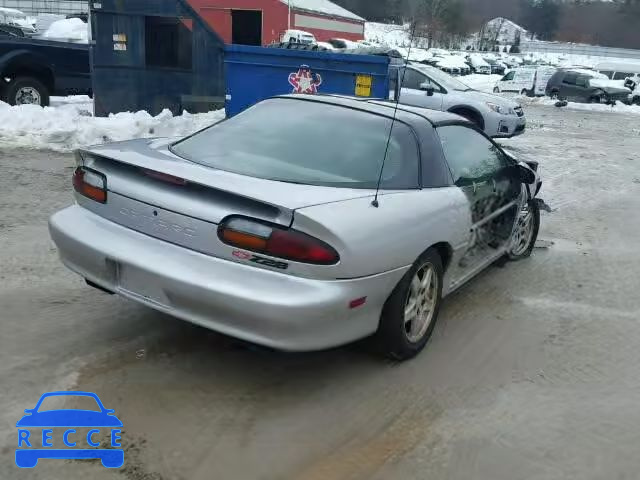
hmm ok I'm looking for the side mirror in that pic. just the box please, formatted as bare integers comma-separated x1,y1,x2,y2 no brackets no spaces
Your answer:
515,163,536,184
420,83,435,96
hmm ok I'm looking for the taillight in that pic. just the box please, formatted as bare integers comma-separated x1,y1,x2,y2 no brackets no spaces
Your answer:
73,166,107,203
142,169,187,186
218,217,339,265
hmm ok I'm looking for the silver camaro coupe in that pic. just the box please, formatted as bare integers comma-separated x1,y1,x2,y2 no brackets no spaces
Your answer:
49,95,544,360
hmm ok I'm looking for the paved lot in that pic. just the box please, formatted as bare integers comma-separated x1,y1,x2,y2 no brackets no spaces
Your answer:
1,104,640,480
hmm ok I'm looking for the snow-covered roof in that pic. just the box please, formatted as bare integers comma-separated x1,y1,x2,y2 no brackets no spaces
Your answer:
487,17,527,34
281,0,365,22
436,56,468,68
566,68,608,78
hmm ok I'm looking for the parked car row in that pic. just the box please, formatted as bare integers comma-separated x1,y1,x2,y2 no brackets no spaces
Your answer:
422,53,508,76
491,64,639,106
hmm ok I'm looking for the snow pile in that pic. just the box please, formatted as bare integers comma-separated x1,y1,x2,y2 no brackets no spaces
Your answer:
0,97,225,151
42,18,88,43
35,14,66,34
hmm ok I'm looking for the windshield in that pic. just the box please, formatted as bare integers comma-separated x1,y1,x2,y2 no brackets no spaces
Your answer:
171,99,419,189
410,64,473,91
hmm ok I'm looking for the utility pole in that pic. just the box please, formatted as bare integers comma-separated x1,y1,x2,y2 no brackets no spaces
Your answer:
288,0,291,30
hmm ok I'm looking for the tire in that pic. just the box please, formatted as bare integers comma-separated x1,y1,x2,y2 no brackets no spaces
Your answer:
374,248,444,360
493,87,500,93
508,200,540,261
549,90,559,100
589,95,601,104
4,76,50,106
633,96,640,106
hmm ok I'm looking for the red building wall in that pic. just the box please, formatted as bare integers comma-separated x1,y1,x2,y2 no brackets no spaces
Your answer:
185,0,364,45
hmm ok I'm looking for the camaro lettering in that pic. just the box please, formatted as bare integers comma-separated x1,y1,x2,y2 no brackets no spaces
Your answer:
119,208,196,237
249,255,289,270
232,251,289,270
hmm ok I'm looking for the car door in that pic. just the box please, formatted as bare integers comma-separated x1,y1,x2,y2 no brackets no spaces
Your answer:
397,67,444,110
436,124,523,285
514,70,535,92
560,72,579,101
574,75,593,101
499,71,516,92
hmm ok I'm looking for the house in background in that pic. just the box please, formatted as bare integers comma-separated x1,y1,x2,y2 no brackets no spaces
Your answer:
185,0,365,45
485,17,528,46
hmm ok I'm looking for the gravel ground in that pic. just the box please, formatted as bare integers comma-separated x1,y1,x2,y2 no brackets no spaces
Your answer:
1,104,640,480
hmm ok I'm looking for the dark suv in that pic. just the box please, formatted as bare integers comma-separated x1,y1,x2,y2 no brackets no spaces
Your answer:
545,69,630,104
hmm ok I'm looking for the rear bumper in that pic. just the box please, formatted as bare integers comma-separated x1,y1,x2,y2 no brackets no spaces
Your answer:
49,206,408,351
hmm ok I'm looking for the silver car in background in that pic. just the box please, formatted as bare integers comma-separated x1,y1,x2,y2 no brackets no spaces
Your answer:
49,95,543,360
391,63,527,138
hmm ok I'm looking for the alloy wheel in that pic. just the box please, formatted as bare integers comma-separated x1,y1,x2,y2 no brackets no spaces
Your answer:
510,205,535,257
404,262,438,343
15,87,42,105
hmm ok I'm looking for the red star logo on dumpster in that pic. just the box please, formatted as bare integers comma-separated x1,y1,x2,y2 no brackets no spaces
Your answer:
288,65,322,94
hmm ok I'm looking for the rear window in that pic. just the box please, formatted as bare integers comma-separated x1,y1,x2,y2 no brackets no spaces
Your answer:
613,72,634,80
171,99,420,189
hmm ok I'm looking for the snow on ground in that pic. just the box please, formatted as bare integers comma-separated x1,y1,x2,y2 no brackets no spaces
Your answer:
365,22,410,47
41,18,89,43
365,22,431,48
522,96,640,115
461,74,503,93
0,97,224,152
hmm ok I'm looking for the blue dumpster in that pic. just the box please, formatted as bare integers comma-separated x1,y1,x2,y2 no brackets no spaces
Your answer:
224,45,390,118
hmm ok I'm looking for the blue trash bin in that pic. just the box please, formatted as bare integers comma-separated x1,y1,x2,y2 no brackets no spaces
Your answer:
224,45,390,118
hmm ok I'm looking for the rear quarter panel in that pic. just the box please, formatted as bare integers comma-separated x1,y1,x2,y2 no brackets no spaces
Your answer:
293,188,471,280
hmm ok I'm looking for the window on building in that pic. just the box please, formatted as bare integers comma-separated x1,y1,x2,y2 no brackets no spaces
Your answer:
145,16,193,70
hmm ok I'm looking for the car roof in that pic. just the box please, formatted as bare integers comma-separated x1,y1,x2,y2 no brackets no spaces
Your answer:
272,94,468,127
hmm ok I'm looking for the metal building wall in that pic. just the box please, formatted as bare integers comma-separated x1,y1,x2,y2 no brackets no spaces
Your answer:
0,0,88,15
91,0,226,117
